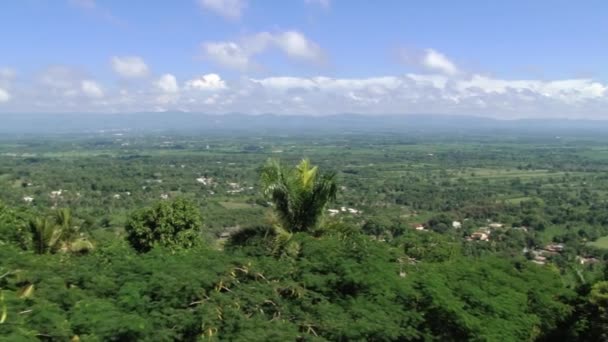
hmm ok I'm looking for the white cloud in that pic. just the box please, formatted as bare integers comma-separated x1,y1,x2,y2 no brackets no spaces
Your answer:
38,66,88,97
81,80,104,98
0,88,10,103
185,73,227,91
406,73,449,89
111,56,149,78
251,76,403,93
3,63,608,118
203,94,220,105
202,31,324,71
400,48,459,75
273,31,324,61
203,42,252,71
34,66,107,103
156,74,179,93
198,0,246,20
422,49,459,75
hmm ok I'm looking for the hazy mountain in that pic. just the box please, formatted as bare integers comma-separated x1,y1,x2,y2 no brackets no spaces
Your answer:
2,112,608,137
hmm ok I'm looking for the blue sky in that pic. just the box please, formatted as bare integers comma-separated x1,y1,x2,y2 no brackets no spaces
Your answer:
0,0,607,118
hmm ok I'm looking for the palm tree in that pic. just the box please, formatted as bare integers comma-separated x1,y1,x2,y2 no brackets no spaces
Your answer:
55,208,78,246
54,208,72,230
29,218,62,254
261,159,337,234
54,208,94,254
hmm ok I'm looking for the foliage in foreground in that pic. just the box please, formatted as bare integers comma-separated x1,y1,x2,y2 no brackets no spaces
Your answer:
0,231,577,341
1,156,607,341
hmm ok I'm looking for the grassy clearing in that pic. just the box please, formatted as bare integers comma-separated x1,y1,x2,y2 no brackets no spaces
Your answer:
218,201,256,210
587,236,608,249
463,168,563,179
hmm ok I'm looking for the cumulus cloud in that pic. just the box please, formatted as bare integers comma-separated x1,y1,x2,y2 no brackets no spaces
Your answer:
185,73,227,91
0,88,10,103
33,66,107,102
273,31,324,61
203,42,252,71
202,31,325,71
111,56,149,78
38,66,88,97
400,48,459,75
198,0,246,20
422,49,459,75
156,74,179,93
81,80,104,98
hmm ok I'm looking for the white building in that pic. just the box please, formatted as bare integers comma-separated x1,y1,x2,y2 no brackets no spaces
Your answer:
196,177,212,185
327,209,340,216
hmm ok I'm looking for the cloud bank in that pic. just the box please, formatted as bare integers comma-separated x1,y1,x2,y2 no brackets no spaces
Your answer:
0,49,607,118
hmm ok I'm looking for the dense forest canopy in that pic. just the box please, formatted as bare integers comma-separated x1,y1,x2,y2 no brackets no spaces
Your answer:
1,132,608,340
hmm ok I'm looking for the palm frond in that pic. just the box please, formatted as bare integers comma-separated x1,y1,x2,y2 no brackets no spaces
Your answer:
29,218,62,254
261,158,338,234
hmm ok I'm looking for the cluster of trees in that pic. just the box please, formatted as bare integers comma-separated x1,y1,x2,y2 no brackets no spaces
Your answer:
0,205,93,255
1,159,608,340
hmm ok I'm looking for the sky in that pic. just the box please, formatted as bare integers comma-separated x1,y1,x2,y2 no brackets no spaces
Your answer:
0,0,607,119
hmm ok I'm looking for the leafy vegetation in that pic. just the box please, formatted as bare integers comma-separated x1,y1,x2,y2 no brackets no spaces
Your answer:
125,198,204,253
1,132,608,340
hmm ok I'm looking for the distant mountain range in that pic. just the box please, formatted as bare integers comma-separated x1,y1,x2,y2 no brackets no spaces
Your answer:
2,112,608,136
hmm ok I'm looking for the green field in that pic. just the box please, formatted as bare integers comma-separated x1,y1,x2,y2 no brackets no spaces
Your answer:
588,236,608,249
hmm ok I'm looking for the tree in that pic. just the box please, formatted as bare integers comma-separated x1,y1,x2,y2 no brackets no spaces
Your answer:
125,198,203,252
29,218,62,254
362,216,392,238
260,159,337,234
588,281,608,340
55,208,77,248
0,202,30,249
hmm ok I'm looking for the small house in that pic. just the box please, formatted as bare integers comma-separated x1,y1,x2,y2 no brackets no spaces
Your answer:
327,209,340,216
471,231,489,241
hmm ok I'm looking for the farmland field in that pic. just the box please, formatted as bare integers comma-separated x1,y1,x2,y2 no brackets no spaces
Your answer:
588,236,608,249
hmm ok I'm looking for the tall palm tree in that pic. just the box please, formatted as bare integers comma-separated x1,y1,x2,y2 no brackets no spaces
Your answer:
54,208,94,254
54,208,72,230
261,159,337,234
55,208,78,244
29,218,62,254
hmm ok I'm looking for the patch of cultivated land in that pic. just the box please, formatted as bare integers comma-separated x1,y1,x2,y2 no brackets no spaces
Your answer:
587,236,608,249
218,201,256,210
